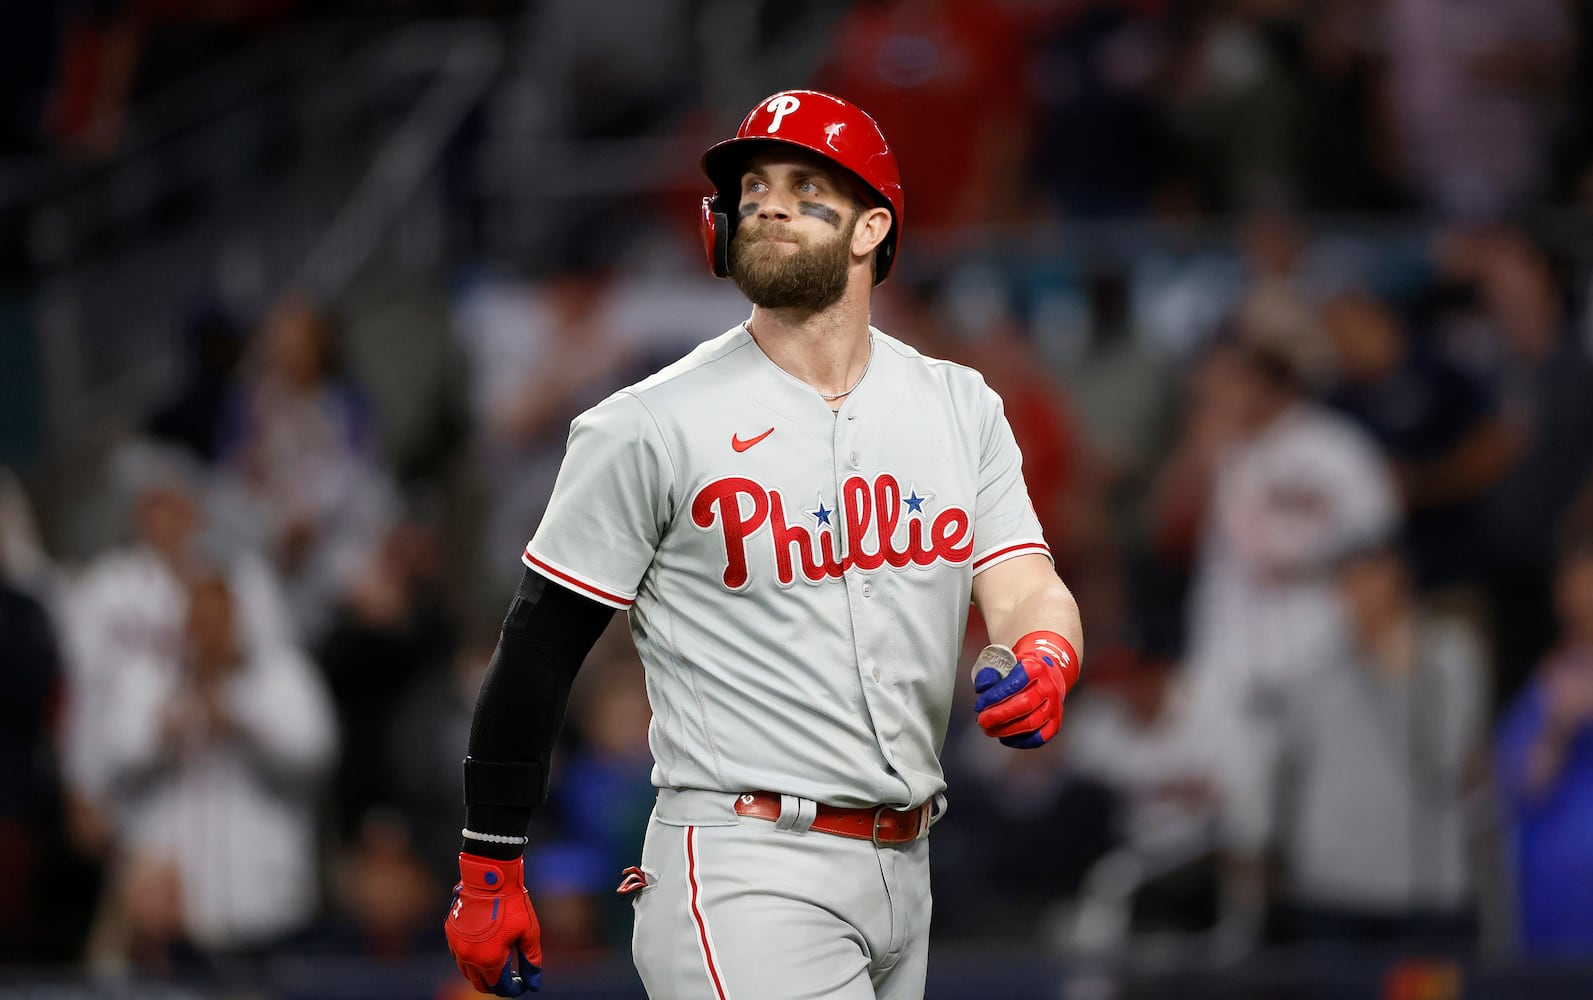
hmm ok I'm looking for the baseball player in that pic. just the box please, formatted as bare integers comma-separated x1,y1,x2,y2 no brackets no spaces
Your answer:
443,90,1084,999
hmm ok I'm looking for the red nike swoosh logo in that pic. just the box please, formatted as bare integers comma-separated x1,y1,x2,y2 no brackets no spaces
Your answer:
731,428,774,452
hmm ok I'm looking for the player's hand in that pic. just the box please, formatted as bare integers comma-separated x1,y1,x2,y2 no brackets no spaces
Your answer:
444,853,543,995
973,631,1079,749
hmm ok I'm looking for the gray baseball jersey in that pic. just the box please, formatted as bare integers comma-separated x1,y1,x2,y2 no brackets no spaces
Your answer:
523,322,1048,810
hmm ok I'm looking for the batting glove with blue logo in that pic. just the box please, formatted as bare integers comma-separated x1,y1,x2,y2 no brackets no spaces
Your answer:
973,631,1080,749
445,854,543,995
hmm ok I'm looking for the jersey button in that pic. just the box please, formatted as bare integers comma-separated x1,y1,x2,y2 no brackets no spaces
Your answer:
848,452,861,468
872,667,882,682
862,582,874,598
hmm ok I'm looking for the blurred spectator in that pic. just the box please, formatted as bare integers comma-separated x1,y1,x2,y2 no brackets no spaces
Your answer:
1496,543,1593,956
214,292,399,642
1065,643,1221,863
317,517,457,841
1382,0,1572,218
1060,642,1225,944
100,572,336,971
59,441,292,859
1322,289,1513,594
145,301,249,464
1175,320,1399,855
1180,318,1398,688
1269,544,1486,951
1466,231,1593,704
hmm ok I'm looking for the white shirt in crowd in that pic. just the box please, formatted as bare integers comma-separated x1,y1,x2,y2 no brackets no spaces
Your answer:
100,640,338,950
1187,401,1398,695
1184,401,1398,850
60,546,294,808
1064,677,1224,856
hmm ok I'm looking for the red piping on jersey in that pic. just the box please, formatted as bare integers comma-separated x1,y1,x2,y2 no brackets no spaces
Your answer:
686,827,730,1000
522,549,634,607
973,541,1051,571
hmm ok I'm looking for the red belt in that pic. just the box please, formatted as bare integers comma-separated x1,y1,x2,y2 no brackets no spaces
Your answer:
733,791,932,845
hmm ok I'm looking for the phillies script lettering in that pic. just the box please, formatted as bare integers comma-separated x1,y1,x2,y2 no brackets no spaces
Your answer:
692,474,973,589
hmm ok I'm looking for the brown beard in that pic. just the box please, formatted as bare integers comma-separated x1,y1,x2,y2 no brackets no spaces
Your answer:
728,215,856,311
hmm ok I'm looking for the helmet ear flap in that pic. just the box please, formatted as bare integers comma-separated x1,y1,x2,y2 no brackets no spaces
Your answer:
873,238,895,286
700,195,733,279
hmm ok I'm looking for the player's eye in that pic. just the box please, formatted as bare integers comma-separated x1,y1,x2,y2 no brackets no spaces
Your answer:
743,179,767,194
798,180,820,194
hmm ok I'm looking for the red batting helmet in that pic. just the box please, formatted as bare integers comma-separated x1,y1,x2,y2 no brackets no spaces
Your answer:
700,90,904,284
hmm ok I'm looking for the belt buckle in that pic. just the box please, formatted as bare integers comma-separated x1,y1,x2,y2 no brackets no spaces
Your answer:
870,805,888,847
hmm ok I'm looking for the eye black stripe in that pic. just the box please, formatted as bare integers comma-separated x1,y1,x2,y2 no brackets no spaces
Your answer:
798,202,842,227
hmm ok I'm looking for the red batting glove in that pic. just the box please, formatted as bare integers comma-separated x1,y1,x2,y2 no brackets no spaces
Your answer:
973,631,1080,749
445,853,543,996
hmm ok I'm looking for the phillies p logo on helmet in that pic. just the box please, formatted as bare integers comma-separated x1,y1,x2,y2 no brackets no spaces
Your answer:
699,89,905,285
764,95,802,133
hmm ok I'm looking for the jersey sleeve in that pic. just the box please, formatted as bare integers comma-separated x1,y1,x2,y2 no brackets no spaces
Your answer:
970,382,1051,574
522,391,675,609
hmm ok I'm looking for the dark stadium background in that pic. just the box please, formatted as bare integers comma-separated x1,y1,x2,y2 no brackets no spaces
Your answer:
4,2,1593,997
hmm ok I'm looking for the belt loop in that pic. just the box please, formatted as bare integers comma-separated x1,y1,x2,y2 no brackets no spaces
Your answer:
774,794,799,832
775,794,817,834
794,796,818,833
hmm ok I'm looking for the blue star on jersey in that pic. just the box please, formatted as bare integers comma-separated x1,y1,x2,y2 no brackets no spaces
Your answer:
807,485,933,529
807,495,833,527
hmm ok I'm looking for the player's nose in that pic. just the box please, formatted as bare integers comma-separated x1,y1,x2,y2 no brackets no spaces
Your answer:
754,190,795,222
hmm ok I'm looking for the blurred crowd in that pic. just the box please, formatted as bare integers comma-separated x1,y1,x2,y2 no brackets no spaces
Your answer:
4,0,1593,990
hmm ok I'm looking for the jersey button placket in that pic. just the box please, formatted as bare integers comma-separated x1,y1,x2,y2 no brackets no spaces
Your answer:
834,421,877,697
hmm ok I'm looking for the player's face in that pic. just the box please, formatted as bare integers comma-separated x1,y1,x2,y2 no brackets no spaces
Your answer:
729,153,861,311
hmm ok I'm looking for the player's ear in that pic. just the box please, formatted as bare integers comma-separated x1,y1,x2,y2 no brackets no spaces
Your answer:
850,206,891,260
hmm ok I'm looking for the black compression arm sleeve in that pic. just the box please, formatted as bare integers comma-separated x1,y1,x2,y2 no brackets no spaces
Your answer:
461,567,615,859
